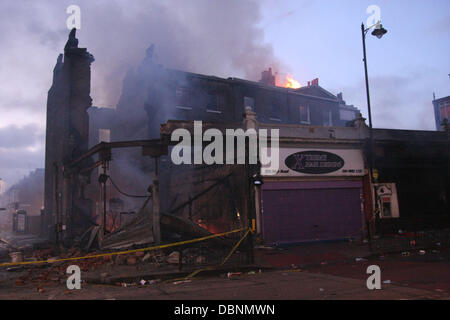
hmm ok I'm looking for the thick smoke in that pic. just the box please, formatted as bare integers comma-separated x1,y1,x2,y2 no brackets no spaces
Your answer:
0,0,286,190
70,0,285,107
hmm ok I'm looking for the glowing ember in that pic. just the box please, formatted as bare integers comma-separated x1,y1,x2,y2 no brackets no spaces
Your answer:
277,74,301,89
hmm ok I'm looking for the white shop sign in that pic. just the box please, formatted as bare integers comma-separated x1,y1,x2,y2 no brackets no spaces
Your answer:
262,148,365,177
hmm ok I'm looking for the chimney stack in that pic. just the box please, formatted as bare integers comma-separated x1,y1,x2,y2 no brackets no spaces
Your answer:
259,68,275,86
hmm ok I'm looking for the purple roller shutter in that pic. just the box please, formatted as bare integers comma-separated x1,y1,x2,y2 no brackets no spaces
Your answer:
261,181,363,244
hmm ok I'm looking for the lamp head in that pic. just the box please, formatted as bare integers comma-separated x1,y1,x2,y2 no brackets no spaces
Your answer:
371,24,387,39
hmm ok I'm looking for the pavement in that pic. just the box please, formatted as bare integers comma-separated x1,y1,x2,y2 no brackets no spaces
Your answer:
254,240,450,297
0,268,445,300
254,240,370,268
0,237,449,300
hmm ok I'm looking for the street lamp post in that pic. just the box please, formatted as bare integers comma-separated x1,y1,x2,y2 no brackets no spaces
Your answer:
361,22,387,182
361,21,387,249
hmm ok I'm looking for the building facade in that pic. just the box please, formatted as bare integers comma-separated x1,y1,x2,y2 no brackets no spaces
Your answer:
43,31,449,245
258,121,370,244
433,95,450,130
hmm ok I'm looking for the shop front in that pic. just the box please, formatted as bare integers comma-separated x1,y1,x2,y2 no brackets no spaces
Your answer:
260,147,367,244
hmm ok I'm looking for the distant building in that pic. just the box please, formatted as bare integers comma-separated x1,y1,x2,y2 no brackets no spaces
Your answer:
433,95,450,130
4,168,45,216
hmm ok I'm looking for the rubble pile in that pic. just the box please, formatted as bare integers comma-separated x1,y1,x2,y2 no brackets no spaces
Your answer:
5,245,217,289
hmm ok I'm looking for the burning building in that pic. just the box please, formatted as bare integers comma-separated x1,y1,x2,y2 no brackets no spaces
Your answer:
42,30,449,249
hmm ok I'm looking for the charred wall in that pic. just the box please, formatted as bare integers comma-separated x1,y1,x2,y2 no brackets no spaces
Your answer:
43,29,95,240
163,162,248,234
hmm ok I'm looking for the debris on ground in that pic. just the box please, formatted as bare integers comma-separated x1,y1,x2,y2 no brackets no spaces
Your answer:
9,252,23,263
114,254,126,265
120,282,137,287
142,253,152,262
126,256,137,265
148,279,161,285
355,257,367,262
173,280,191,285
6,266,23,272
166,251,180,264
254,245,275,250
227,272,242,279
135,251,145,258
15,279,25,286
195,255,206,264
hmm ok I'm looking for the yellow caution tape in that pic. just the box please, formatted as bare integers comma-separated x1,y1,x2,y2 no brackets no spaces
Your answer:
180,228,251,280
0,227,246,268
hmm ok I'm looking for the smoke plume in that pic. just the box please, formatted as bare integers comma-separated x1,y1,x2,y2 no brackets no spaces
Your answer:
0,0,286,187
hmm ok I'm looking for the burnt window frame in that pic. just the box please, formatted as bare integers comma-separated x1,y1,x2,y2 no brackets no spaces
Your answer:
322,108,333,126
206,92,222,114
175,87,193,110
205,85,223,114
299,105,310,124
439,102,450,120
269,99,281,121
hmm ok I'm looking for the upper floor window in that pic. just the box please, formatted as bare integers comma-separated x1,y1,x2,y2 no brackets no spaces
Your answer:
299,105,310,124
439,102,450,120
206,92,220,112
270,102,281,121
206,91,223,113
244,96,255,111
323,109,332,126
175,87,192,110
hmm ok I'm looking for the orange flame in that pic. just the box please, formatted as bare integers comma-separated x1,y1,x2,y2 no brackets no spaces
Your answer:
276,73,301,89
